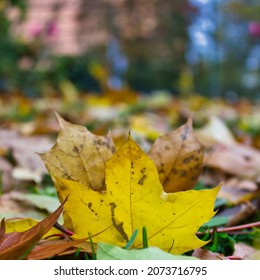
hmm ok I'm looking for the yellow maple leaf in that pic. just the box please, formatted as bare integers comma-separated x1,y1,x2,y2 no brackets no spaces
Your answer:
55,136,220,255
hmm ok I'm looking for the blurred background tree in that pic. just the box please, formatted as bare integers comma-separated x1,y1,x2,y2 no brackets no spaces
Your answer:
0,0,259,99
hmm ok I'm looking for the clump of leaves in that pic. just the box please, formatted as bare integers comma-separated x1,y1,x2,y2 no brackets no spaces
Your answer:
40,114,220,255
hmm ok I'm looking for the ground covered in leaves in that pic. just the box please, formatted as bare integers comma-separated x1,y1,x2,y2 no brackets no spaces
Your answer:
0,91,260,260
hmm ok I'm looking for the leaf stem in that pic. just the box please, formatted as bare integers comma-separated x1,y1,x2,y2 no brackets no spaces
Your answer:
53,222,74,236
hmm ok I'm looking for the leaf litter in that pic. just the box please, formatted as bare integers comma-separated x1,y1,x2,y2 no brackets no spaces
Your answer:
0,93,260,259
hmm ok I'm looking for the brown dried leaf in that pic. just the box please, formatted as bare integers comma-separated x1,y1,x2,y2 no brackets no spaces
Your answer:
27,239,86,260
233,242,256,260
205,143,260,181
192,248,226,260
148,117,204,193
218,178,260,205
226,202,256,226
0,128,52,176
0,201,64,260
40,113,115,191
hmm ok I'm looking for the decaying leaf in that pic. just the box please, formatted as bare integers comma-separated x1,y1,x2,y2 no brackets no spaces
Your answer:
195,115,237,146
204,142,260,181
148,116,204,192
0,128,52,180
0,201,64,259
40,113,115,191
55,136,219,255
233,242,256,260
27,239,86,260
192,248,226,260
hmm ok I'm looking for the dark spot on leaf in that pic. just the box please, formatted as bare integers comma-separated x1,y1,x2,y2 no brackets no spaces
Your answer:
138,174,147,185
87,202,95,213
172,168,178,175
158,167,165,174
244,155,251,161
164,145,170,151
109,202,128,242
140,167,146,173
182,155,194,164
179,169,187,176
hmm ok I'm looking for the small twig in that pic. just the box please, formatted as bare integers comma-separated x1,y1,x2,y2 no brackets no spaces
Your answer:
198,221,260,236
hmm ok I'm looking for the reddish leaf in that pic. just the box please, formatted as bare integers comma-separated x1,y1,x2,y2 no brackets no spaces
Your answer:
0,201,64,260
27,239,86,260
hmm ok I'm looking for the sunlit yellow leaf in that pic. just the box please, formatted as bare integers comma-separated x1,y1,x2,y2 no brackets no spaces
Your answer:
55,136,220,255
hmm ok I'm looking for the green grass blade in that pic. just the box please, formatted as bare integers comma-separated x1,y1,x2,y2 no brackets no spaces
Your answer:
88,233,96,260
142,226,148,248
124,229,138,249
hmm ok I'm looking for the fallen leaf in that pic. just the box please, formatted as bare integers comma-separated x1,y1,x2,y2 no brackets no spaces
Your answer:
0,193,47,220
226,202,256,226
9,192,60,214
0,128,52,177
41,113,115,191
55,136,219,255
129,114,166,141
148,117,204,192
246,250,260,260
96,242,198,260
0,201,64,259
11,167,42,183
195,115,237,146
233,242,256,260
218,178,260,205
204,143,260,181
4,218,61,238
192,248,226,260
27,239,86,260
0,157,13,191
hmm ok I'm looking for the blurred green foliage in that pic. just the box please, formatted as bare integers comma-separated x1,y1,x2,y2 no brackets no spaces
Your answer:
0,0,259,98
